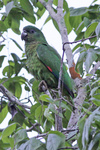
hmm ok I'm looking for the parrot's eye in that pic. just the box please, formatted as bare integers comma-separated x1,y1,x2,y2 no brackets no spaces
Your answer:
30,30,35,33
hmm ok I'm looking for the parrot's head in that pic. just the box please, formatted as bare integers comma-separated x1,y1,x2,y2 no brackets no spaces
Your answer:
21,25,46,43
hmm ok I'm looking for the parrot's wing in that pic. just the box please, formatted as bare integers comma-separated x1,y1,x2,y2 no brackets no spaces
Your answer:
36,44,74,98
37,44,61,78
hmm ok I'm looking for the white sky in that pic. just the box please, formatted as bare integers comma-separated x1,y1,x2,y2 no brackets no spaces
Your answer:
0,0,100,136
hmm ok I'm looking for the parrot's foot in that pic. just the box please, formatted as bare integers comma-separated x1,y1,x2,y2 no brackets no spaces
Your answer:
39,80,48,92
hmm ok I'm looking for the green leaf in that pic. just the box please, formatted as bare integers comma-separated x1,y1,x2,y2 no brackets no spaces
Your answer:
18,137,45,150
0,1,3,8
93,93,100,99
84,17,91,27
95,22,100,38
72,44,83,53
5,1,14,15
54,101,71,112
15,62,23,75
52,18,59,32
30,103,40,119
63,0,69,13
35,105,47,124
44,107,54,123
44,15,51,25
14,82,22,98
0,21,7,31
30,0,38,6
9,137,14,149
90,97,100,106
36,1,44,10
85,49,97,72
36,7,45,19
64,12,72,34
24,84,30,91
23,12,36,24
46,131,65,150
3,65,14,77
20,0,33,15
69,15,82,30
90,87,99,97
76,21,84,34
82,107,100,149
0,105,8,123
85,22,98,38
11,53,20,61
11,17,20,34
2,123,16,139
13,111,25,125
0,55,6,67
39,94,52,102
77,51,87,63
78,116,86,150
53,0,58,6
69,7,88,16
49,104,63,118
10,38,23,51
88,133,100,150
14,129,28,144
0,44,5,52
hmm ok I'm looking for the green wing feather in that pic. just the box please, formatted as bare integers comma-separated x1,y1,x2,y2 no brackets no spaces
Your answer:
36,43,73,97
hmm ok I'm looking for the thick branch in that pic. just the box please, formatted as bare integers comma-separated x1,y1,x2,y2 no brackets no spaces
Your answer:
67,78,86,129
68,61,100,129
39,0,57,19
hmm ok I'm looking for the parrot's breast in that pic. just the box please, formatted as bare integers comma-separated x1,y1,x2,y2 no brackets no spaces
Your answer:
25,42,58,88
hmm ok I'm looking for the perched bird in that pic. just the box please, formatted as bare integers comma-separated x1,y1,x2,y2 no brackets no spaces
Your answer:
21,25,74,98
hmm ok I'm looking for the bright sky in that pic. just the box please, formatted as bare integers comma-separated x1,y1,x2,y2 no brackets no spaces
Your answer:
0,0,100,135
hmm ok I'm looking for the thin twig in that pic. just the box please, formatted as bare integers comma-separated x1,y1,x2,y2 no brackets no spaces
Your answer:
0,33,6,45
34,133,47,138
63,35,97,47
26,123,40,132
58,146,78,150
58,50,65,97
66,130,79,141
61,97,76,109
55,43,65,131
61,128,79,133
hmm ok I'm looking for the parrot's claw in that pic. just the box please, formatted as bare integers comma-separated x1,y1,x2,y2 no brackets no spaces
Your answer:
39,80,48,92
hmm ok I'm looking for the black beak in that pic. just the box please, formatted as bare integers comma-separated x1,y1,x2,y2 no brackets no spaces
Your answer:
21,30,28,40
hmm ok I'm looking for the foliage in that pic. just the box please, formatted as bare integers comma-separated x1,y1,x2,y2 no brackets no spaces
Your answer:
0,0,100,149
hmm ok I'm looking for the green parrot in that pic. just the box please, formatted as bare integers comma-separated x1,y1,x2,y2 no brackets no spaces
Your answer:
21,25,74,98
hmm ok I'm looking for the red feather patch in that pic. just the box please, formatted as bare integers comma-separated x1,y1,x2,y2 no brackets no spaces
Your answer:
47,66,52,72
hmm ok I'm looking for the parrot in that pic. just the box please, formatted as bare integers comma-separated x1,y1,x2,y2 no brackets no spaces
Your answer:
21,25,74,98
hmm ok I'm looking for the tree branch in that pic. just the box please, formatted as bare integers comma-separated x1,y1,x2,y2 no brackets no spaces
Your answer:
39,0,57,19
67,78,86,129
63,35,97,45
0,84,31,110
58,146,78,150
55,50,65,131
0,33,6,45
26,123,40,132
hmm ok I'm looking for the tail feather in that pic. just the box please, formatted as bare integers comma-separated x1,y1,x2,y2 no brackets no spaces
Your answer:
63,82,74,98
